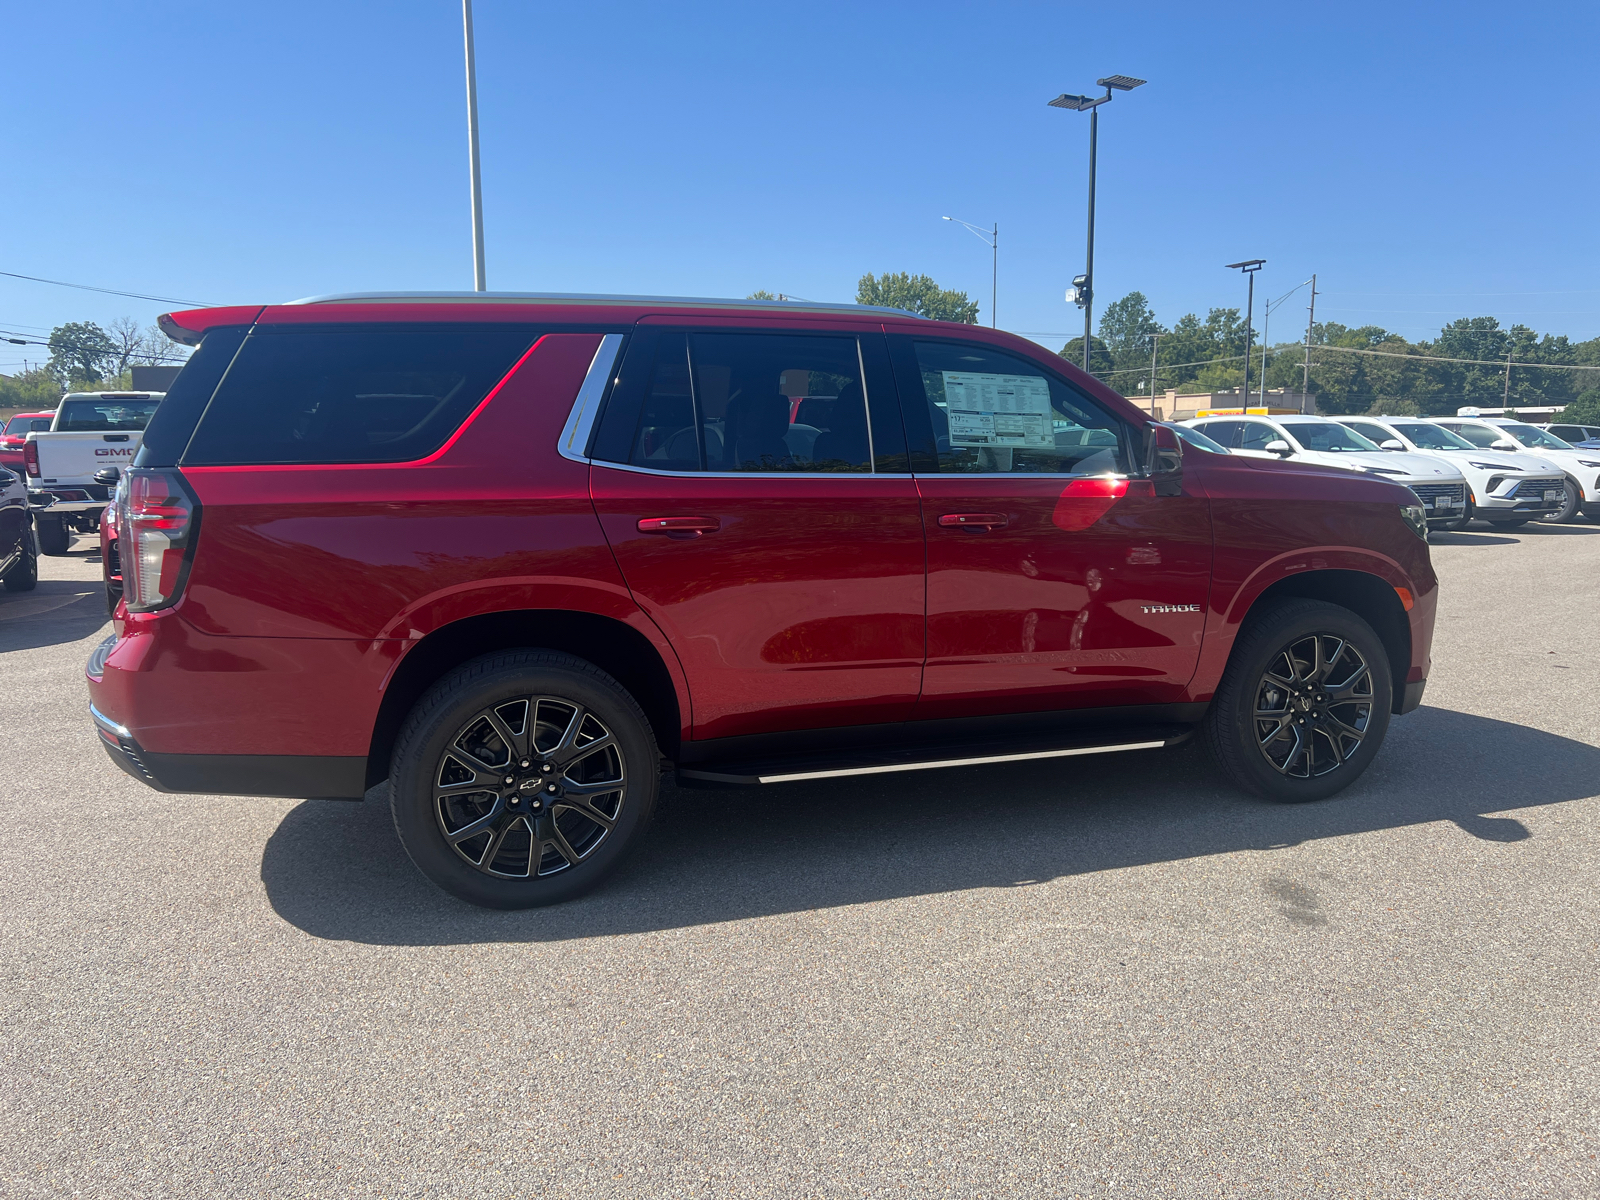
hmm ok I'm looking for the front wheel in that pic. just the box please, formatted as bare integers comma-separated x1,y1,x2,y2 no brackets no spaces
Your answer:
1537,479,1581,523
1205,599,1393,803
1439,501,1473,532
390,650,659,909
3,527,37,592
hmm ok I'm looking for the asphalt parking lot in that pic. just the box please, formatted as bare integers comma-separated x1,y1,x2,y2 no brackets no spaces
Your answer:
2,524,1597,1199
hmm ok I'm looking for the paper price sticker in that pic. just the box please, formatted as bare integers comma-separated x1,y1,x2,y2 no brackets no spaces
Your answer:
941,372,1054,449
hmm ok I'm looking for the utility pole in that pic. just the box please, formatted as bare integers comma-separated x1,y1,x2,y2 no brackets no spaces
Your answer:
1147,331,1165,416
1302,273,1317,399
1503,346,1513,407
463,0,487,292
991,223,998,328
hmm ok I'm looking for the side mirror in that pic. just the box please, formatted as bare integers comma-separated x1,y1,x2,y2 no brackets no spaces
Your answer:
1491,439,1518,451
1144,424,1184,495
1264,439,1292,456
1380,438,1405,451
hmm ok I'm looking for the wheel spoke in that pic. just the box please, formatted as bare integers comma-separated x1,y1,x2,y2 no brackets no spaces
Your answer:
556,792,619,830
478,816,520,871
443,798,506,845
563,733,617,769
546,702,590,759
445,744,504,781
545,821,583,868
483,708,529,763
1282,727,1311,776
1258,713,1293,747
1324,667,1371,705
1314,638,1345,683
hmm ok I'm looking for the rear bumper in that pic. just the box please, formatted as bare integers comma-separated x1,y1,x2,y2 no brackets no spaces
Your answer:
91,702,365,798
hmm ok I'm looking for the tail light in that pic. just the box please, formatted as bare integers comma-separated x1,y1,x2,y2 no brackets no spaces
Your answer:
23,439,39,476
119,468,201,612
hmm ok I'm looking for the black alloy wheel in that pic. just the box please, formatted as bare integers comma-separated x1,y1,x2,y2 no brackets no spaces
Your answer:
1252,634,1373,779
2,525,37,593
1537,479,1581,524
1205,599,1393,803
391,650,658,909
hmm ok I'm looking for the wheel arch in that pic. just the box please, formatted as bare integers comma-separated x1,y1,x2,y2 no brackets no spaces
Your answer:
1245,569,1411,712
366,609,683,790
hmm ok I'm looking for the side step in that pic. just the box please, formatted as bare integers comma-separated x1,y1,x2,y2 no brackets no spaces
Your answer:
676,724,1192,787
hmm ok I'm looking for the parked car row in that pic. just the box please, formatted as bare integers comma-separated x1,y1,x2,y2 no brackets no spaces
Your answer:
1178,412,1600,529
20,392,162,554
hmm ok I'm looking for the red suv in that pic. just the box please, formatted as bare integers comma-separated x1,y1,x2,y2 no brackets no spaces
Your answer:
86,294,1437,908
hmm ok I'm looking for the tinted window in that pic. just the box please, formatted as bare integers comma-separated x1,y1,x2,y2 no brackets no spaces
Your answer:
625,332,873,473
1237,422,1280,452
182,327,537,465
1195,420,1242,448
1501,423,1570,450
1392,422,1475,450
1439,423,1501,448
1341,420,1393,445
908,341,1125,474
56,398,161,432
4,417,51,436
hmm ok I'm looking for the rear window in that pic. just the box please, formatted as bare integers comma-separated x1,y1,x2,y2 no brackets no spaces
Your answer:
181,327,538,466
56,398,161,432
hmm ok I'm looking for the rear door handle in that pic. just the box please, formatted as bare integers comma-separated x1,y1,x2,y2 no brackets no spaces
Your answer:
937,512,1008,531
638,515,720,539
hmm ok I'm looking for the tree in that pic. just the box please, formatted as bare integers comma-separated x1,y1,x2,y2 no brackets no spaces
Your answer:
857,273,979,323
0,366,62,410
1563,388,1600,423
746,290,778,300
1056,335,1114,377
107,316,146,378
47,321,117,386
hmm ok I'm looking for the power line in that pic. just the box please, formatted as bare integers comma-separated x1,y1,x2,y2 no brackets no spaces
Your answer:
0,270,210,308
1301,344,1600,371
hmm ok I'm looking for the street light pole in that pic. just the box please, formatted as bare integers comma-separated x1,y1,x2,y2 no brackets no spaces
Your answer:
1049,75,1145,375
1147,331,1165,416
462,0,486,292
1226,259,1266,404
941,217,998,327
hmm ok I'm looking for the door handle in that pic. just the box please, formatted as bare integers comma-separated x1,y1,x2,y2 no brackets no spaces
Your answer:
938,512,1008,531
638,515,720,539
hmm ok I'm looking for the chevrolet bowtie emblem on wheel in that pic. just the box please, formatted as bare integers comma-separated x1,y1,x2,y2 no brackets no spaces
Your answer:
1141,604,1202,614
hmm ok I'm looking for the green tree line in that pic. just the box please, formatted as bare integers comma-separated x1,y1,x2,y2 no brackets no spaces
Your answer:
1,317,189,410
1063,290,1600,422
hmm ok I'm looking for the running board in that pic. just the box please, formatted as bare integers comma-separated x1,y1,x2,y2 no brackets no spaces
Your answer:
676,724,1190,787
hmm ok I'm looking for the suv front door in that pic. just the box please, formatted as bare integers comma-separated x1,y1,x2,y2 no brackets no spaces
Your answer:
891,335,1212,721
589,324,925,741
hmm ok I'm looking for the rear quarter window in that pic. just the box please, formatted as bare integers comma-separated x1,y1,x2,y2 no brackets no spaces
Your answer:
181,327,539,466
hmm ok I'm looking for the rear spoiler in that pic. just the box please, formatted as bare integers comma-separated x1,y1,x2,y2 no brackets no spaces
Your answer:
157,305,264,347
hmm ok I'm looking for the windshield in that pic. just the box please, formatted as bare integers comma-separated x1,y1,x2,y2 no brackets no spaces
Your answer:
4,416,52,437
54,398,161,432
1446,423,1504,448
1501,422,1572,450
1168,423,1228,453
1281,421,1379,452
1392,422,1476,450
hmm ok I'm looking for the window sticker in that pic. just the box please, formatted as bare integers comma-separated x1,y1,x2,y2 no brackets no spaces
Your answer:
940,372,1054,448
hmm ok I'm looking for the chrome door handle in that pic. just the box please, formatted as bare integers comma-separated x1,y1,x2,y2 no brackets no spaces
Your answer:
638,516,720,539
937,512,1008,531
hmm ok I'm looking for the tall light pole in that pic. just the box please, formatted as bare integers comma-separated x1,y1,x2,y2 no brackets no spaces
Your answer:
1226,259,1265,404
463,0,487,292
1147,330,1166,416
1049,75,1145,373
942,217,997,327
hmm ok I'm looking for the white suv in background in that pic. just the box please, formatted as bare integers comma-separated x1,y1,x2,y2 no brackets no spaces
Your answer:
1332,416,1566,530
1180,414,1470,528
1434,417,1600,523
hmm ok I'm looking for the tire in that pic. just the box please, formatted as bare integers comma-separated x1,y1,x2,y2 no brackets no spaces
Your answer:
35,516,70,556
390,650,659,909
1537,479,1581,523
1204,599,1393,804
1486,518,1528,529
1439,501,1473,532
3,527,37,592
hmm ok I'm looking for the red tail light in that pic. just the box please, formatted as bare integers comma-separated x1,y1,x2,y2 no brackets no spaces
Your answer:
119,468,201,612
23,439,39,476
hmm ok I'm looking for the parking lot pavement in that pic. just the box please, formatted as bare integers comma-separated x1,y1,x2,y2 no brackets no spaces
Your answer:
1,526,1596,1200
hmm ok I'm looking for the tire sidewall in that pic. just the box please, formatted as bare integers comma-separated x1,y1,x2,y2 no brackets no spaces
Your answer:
3,532,37,592
390,654,658,909
1210,601,1393,803
1538,480,1580,523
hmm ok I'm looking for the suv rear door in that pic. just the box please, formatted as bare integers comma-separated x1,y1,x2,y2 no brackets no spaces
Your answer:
890,335,1212,720
589,323,925,741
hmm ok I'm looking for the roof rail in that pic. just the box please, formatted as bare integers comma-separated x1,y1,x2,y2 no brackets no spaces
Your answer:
283,291,928,320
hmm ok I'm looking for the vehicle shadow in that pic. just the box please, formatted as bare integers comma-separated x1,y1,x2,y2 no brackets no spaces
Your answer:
0,578,108,652
260,706,1599,946
1428,532,1518,547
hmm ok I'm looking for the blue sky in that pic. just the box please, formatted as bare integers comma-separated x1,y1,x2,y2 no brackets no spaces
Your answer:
4,0,1597,370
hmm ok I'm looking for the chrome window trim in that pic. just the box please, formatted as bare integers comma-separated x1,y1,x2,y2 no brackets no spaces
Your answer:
590,460,905,480
556,334,625,464
286,291,925,320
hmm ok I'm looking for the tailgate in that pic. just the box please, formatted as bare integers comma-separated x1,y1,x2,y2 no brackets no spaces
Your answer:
30,431,142,483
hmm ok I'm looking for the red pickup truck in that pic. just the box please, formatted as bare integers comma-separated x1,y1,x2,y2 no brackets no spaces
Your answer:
86,293,1436,908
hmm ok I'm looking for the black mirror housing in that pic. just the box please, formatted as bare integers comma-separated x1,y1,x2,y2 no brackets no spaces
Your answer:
1143,424,1184,495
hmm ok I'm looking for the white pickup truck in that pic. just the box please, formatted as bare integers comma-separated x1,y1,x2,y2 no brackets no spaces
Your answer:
24,392,163,555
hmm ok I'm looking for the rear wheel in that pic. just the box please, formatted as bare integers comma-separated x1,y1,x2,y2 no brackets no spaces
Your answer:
390,650,659,909
1205,599,1393,803
1537,479,1581,523
35,516,69,556
3,527,37,592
